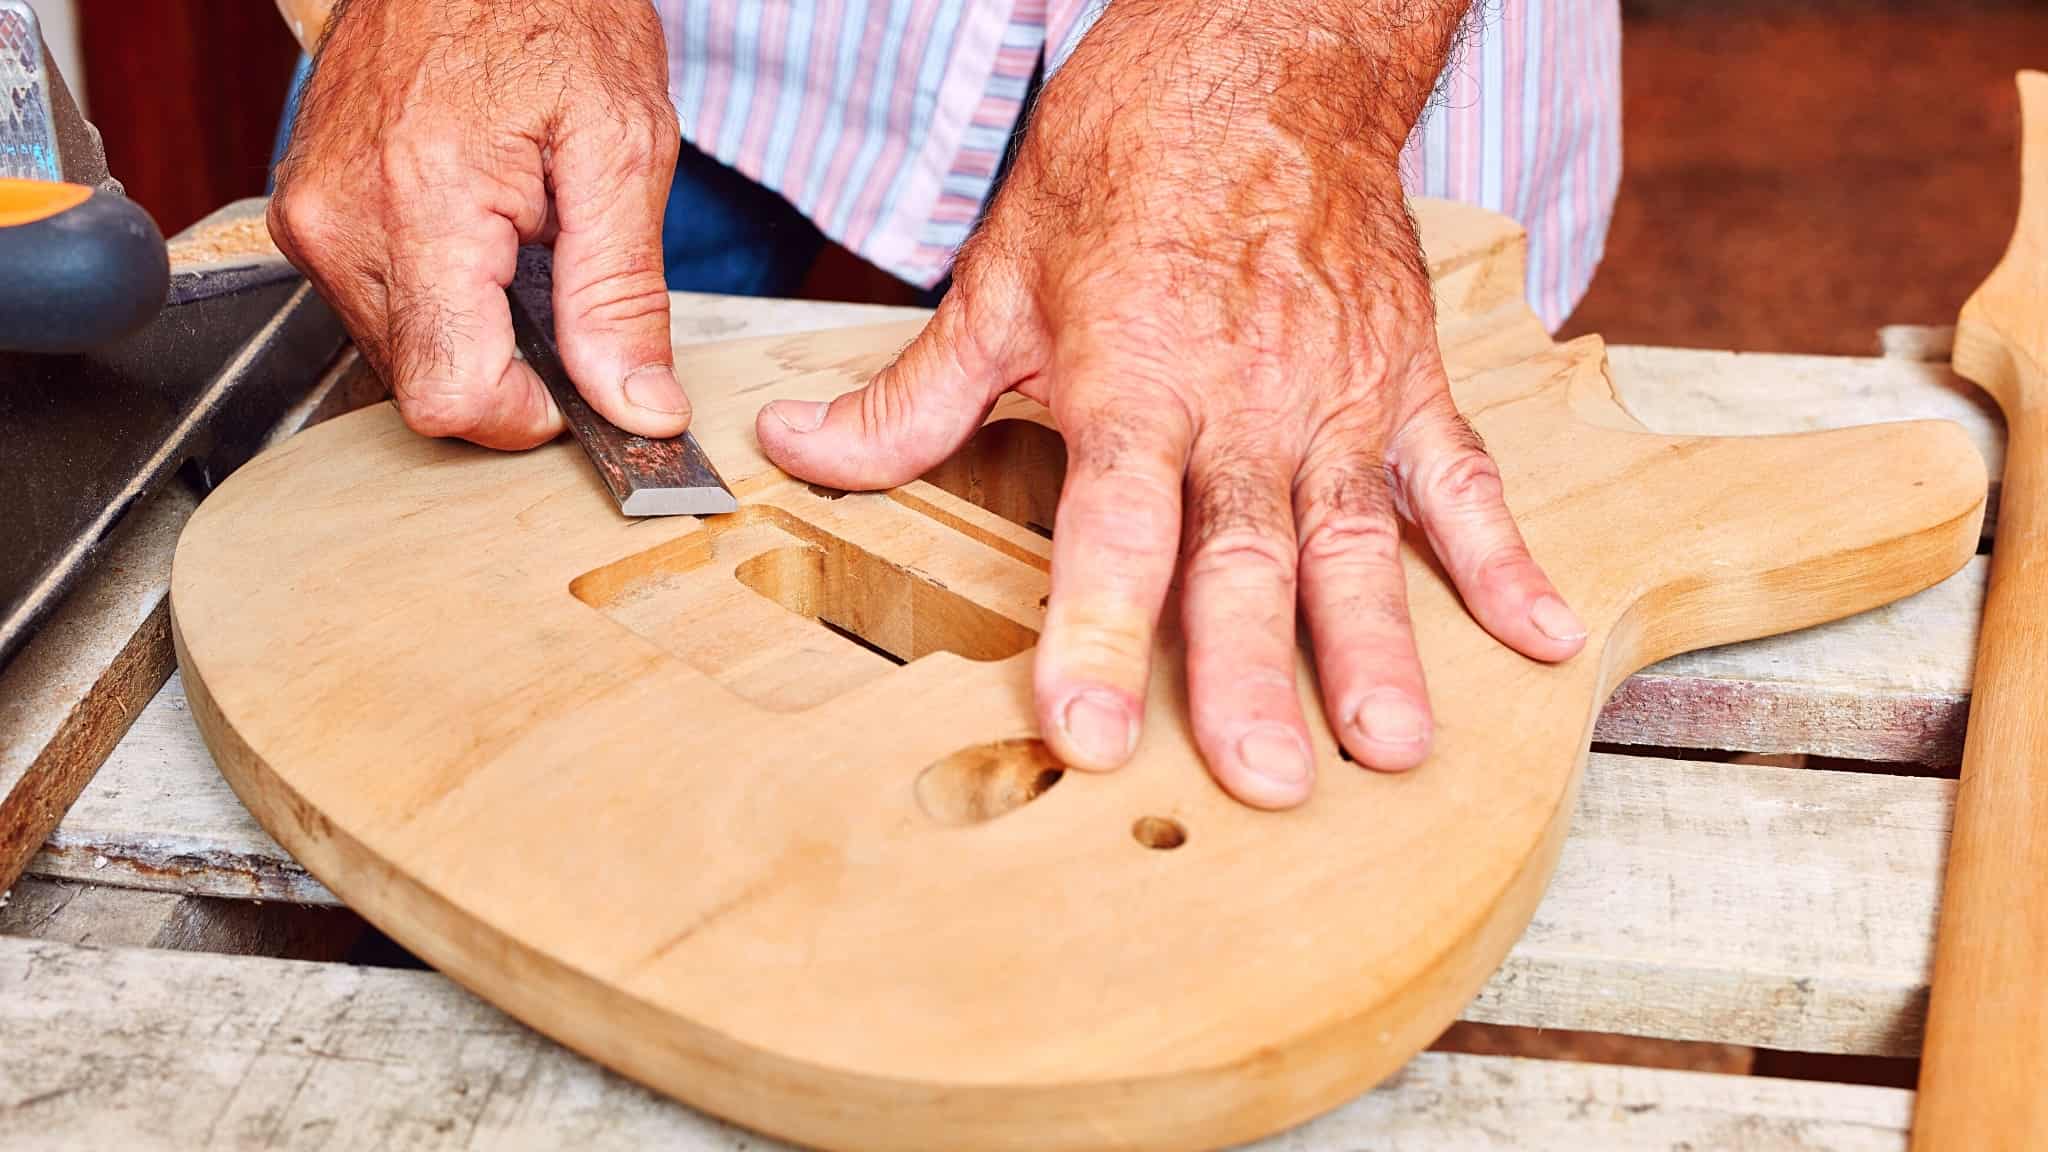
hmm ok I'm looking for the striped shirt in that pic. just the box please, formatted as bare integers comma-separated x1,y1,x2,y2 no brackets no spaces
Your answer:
660,0,1620,329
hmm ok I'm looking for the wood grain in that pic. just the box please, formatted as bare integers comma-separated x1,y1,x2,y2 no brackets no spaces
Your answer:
31,675,1952,1058
169,198,1985,1151
0,934,1915,1152
1912,70,2048,1151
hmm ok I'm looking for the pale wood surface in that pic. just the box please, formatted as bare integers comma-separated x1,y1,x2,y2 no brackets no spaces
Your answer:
28,675,1951,1058
0,934,1914,1152
1913,70,2048,1150
35,303,1998,907
168,198,1982,1151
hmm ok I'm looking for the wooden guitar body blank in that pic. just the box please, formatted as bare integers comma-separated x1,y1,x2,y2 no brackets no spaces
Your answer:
171,200,1986,1152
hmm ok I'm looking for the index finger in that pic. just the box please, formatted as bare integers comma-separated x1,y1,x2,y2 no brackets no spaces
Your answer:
383,214,562,450
1034,361,1195,772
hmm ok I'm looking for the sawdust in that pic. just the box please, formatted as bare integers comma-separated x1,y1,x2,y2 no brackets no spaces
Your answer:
166,213,280,269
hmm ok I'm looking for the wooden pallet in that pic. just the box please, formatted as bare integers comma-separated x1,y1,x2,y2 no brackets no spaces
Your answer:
0,295,1991,1149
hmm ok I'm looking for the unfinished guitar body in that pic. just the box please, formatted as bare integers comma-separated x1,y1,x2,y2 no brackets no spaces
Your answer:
171,200,1986,1152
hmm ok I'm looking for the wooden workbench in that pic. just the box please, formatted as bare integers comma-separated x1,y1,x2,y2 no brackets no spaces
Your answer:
0,294,1997,1149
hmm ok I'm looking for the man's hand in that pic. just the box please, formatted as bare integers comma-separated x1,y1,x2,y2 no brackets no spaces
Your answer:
270,0,688,449
757,0,1586,807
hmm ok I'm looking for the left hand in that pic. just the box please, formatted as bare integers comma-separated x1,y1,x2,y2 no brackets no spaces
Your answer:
756,0,1586,808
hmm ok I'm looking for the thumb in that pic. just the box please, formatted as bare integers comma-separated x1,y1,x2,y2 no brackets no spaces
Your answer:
547,115,689,439
757,293,1013,490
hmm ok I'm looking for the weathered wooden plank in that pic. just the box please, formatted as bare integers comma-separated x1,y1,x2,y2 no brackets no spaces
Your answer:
0,877,190,950
30,674,329,903
1875,324,1955,362
32,688,1945,1057
0,490,191,896
1475,756,1945,1058
0,351,384,899
0,934,1911,1151
1596,556,1982,764
0,877,360,960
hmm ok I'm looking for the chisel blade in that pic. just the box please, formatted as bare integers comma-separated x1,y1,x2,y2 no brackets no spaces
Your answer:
506,247,737,517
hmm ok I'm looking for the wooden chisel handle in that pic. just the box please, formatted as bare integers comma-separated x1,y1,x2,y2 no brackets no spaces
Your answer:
1913,70,2048,1152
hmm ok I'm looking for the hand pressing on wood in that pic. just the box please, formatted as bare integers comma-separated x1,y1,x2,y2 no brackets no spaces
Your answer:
757,0,1588,807
269,0,688,449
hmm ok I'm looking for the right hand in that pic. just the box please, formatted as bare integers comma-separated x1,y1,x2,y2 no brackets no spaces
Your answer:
270,0,689,449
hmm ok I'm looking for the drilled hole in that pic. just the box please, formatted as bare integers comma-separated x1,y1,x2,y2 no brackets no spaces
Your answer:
1132,816,1187,850
917,739,1065,826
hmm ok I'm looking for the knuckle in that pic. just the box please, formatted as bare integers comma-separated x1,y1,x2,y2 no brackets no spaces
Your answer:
1061,401,1192,479
1299,513,1403,565
1471,541,1539,586
612,125,662,172
1049,616,1154,674
1058,467,1181,550
378,129,467,191
396,388,490,440
1430,444,1507,510
1187,469,1291,554
564,264,670,329
856,371,913,442
597,111,678,174
1298,454,1397,561
268,184,332,260
1185,528,1296,582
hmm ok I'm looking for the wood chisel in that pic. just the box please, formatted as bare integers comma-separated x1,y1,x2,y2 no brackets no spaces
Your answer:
266,1,733,518
505,246,737,517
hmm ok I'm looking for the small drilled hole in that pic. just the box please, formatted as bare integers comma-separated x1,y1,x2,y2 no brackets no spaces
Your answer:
1132,816,1187,850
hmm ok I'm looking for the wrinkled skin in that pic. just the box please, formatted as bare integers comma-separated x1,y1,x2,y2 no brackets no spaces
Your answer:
271,0,689,449
756,0,1587,806
276,0,1585,810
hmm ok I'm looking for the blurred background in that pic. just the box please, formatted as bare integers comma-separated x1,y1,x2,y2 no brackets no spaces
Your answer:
27,0,2046,354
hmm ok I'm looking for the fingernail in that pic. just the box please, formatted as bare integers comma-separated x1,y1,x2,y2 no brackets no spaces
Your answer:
1353,689,1428,746
1060,689,1136,767
1236,725,1312,787
770,399,829,434
623,365,688,415
1530,595,1587,643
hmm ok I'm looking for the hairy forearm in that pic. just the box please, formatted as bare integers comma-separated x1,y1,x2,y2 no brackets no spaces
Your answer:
1056,0,1474,164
